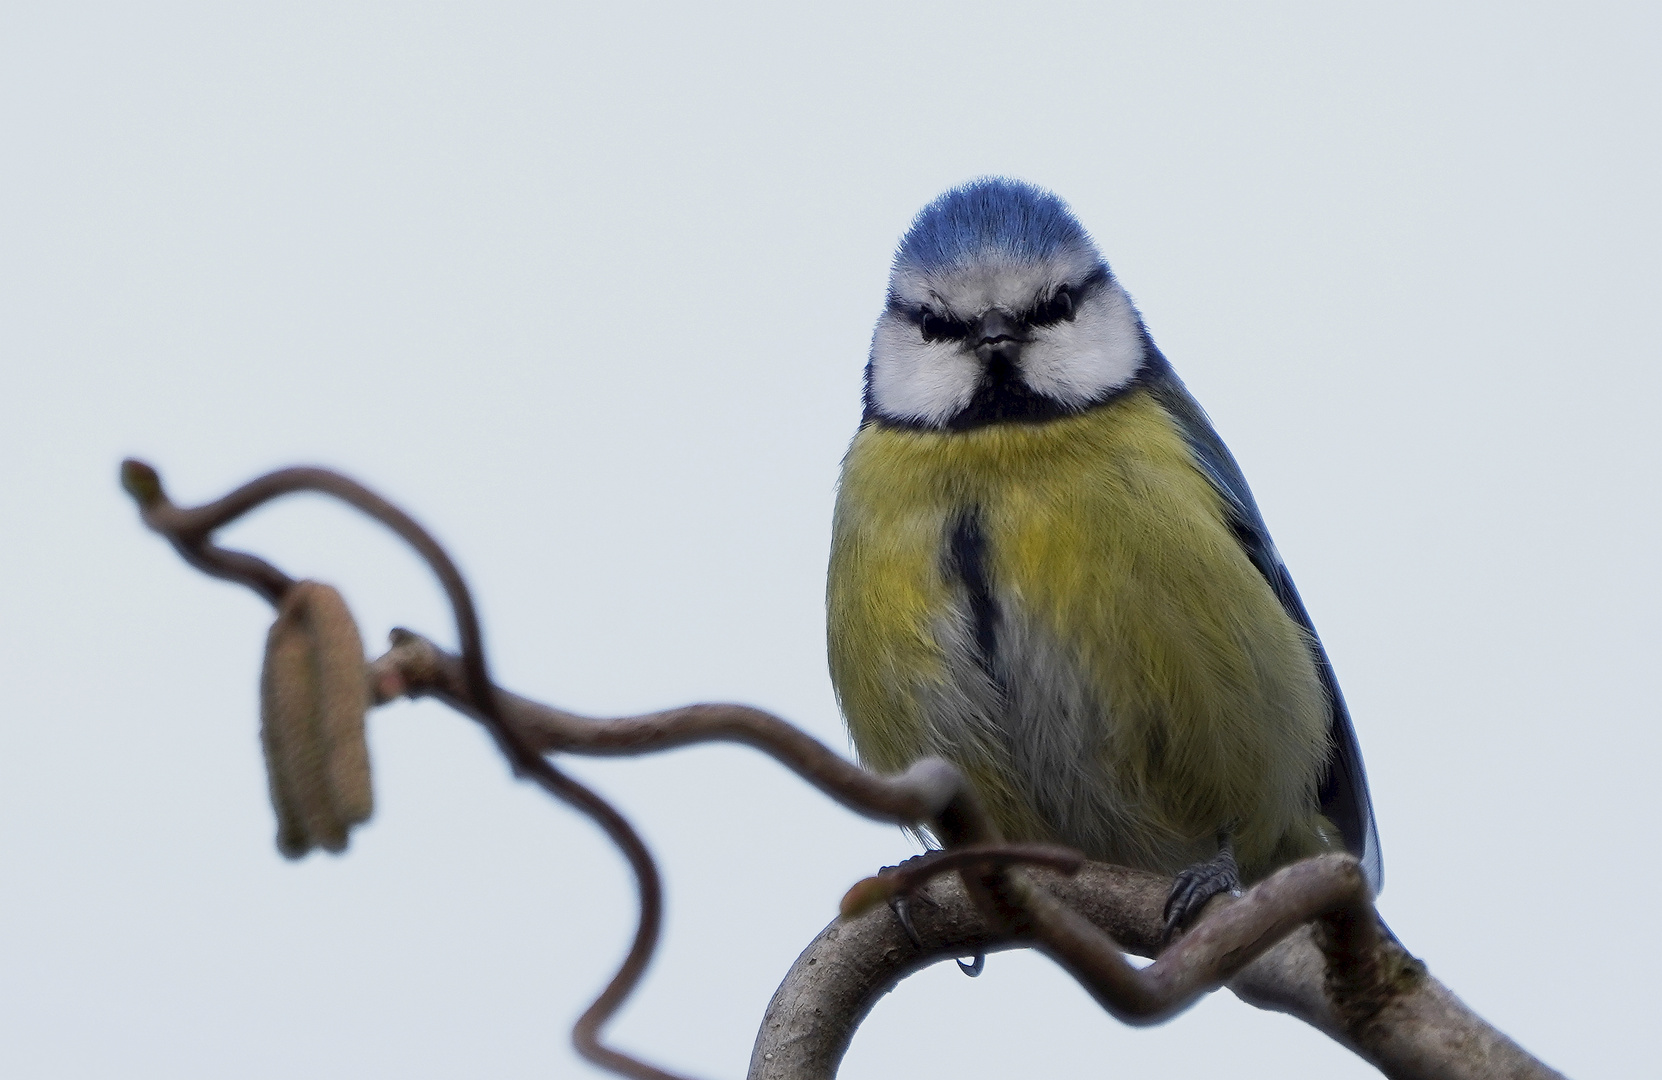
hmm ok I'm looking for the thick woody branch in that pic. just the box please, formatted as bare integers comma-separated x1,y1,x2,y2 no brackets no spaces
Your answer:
753,863,1564,1080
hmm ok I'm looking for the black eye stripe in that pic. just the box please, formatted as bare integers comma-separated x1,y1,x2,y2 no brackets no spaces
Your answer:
1026,267,1110,327
1028,285,1075,327
891,266,1111,340
918,308,972,342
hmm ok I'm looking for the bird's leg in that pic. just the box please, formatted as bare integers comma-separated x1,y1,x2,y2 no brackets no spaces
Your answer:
883,854,984,977
1162,832,1240,942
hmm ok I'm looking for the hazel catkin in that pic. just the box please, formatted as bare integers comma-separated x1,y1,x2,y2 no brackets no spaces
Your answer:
259,580,374,858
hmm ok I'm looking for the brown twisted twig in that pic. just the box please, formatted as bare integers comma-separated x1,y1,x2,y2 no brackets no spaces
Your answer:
366,627,976,829
124,461,1565,1080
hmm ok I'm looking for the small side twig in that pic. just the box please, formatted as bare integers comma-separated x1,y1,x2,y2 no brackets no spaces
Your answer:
368,627,981,829
838,843,1086,919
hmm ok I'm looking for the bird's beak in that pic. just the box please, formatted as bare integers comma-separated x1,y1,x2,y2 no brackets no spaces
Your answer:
974,309,1025,372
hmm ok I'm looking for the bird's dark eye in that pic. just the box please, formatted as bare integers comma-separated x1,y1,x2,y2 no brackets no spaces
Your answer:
919,308,970,343
1030,286,1076,327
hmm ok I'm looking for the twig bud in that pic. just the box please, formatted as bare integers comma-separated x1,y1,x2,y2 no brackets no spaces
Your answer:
119,459,164,508
259,581,374,858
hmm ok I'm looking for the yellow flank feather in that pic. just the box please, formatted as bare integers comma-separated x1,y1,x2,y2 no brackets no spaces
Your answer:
828,389,1338,880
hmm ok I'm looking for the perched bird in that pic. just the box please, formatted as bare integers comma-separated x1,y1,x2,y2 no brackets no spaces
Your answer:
827,178,1380,935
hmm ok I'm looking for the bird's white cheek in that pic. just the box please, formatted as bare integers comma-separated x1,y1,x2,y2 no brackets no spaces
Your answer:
1020,287,1145,406
869,318,980,425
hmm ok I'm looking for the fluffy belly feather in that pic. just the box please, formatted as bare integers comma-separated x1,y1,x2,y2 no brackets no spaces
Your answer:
828,391,1334,877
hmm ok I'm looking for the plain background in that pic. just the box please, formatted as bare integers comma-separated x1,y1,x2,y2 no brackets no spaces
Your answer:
3,3,1657,1077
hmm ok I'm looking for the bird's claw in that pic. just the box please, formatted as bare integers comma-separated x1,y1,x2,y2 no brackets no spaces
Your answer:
888,892,926,950
882,856,984,977
1162,841,1240,943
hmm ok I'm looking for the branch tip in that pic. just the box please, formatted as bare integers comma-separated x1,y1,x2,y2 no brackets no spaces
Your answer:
119,458,164,508
838,877,891,919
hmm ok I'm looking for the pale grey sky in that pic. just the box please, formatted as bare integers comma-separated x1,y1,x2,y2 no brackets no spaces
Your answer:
2,3,1657,1077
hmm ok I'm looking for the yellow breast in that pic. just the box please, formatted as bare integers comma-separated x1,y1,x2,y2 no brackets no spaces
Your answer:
827,389,1334,876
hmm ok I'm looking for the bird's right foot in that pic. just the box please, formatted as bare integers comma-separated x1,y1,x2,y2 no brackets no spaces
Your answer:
1163,836,1240,942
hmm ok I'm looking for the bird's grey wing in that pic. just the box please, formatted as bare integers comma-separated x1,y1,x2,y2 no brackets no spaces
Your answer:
1141,351,1383,894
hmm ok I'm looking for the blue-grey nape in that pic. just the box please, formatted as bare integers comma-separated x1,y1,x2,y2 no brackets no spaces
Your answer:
896,178,1100,273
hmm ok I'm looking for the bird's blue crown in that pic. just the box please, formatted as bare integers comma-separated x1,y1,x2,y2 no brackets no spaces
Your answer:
894,178,1097,274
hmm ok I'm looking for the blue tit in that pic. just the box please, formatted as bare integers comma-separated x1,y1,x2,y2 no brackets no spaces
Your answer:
827,178,1380,932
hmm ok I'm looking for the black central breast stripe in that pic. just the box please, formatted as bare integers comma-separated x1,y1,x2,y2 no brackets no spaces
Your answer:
946,507,1002,689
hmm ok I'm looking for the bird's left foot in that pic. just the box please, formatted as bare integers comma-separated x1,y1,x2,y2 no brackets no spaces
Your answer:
1162,839,1240,942
884,855,984,977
